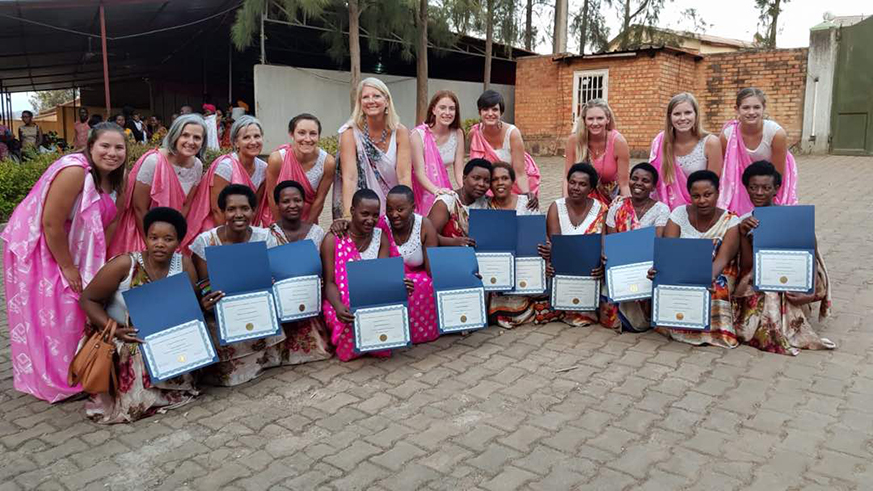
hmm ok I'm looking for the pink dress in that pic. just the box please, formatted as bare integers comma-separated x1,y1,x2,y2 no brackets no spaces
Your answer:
412,124,453,215
649,131,691,210
469,123,541,196
2,153,117,402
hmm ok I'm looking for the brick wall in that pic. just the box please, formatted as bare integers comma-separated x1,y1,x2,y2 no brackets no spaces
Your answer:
516,47,809,156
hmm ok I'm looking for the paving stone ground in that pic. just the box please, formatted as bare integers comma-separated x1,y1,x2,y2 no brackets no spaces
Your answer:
2,154,872,491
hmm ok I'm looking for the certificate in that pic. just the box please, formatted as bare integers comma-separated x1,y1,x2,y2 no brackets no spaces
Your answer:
140,319,217,382
215,291,281,344
755,249,814,292
652,285,710,329
509,257,546,295
476,252,515,291
273,275,322,322
606,261,653,302
354,305,410,352
551,275,599,311
436,287,487,333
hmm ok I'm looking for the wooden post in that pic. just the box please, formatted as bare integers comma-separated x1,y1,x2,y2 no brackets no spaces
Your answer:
99,3,111,118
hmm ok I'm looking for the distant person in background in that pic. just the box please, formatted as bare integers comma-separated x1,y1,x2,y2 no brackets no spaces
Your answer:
126,111,147,144
202,103,220,151
18,110,42,149
88,114,103,128
180,105,193,115
113,113,126,127
147,115,168,144
73,108,90,150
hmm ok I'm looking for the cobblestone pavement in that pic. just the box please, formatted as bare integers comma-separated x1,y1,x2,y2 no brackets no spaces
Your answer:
2,155,872,491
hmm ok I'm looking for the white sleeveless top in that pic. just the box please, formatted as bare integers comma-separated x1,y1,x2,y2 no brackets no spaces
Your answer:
106,252,185,324
556,198,603,235
723,120,783,162
493,123,519,162
393,214,424,268
214,154,268,190
669,206,740,238
359,228,382,260
278,147,329,190
414,127,458,166
675,137,709,175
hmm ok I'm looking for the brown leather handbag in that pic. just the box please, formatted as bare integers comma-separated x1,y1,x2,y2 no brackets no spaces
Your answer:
68,319,118,394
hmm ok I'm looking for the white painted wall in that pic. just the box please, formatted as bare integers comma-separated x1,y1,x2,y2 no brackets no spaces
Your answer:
801,27,838,154
254,64,515,152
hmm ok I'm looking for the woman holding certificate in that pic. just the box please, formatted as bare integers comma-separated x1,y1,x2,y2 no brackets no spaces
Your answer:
656,170,741,348
410,91,465,214
428,158,492,246
564,99,630,203
267,180,333,364
2,123,125,402
545,163,608,327
601,163,671,332
79,208,200,423
189,185,285,385
733,161,835,355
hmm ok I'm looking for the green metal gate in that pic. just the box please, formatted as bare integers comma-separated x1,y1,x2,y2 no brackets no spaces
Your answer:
831,16,873,155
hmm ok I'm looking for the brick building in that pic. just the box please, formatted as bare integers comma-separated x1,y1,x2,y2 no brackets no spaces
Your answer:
515,46,808,157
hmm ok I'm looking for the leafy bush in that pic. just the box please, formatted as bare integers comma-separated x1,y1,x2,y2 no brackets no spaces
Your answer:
318,135,339,156
0,152,56,221
462,118,479,136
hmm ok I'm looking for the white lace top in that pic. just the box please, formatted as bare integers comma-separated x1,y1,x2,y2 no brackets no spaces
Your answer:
556,198,603,235
669,206,740,238
106,252,184,324
493,123,519,162
268,223,326,249
605,200,670,228
278,147,328,190
675,137,709,175
723,120,783,162
434,192,490,214
136,153,203,195
189,226,278,260
415,127,458,165
359,228,382,260
393,213,424,268
214,154,268,190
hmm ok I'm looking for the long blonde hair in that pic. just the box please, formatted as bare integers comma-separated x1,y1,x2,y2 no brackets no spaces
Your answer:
660,92,709,184
573,99,616,162
348,77,400,132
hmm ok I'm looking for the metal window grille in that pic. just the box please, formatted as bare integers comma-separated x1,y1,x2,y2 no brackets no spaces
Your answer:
571,70,609,127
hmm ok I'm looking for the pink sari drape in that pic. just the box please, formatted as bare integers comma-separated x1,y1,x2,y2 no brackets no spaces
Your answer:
2,154,116,402
412,125,453,215
649,131,691,210
255,145,318,226
181,153,259,252
109,149,186,256
718,120,798,216
469,123,541,196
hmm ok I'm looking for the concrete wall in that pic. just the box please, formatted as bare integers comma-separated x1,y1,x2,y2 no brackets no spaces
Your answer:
254,65,515,153
801,27,838,154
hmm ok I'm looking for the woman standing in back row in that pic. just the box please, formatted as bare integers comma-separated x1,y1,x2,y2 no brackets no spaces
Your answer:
564,99,630,203
410,91,465,215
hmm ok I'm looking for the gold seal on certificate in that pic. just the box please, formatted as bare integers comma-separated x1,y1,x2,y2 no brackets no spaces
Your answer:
572,298,580,305
299,304,306,312
629,284,639,293
476,252,515,291
436,288,486,334
779,276,788,284
490,277,497,284
605,261,653,302
379,334,388,342
676,313,684,320
460,315,467,322
519,281,527,288
245,322,254,331
177,354,186,363
755,249,814,293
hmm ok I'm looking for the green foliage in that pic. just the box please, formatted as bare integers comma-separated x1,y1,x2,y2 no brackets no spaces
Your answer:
571,0,610,54
0,153,55,221
754,0,790,48
462,118,478,135
28,89,78,113
318,135,339,156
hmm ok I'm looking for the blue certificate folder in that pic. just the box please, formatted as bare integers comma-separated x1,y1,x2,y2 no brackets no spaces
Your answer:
550,234,601,276
753,205,815,293
652,238,712,330
205,242,281,345
428,247,487,333
604,227,655,302
469,209,517,252
347,257,410,352
267,240,322,279
123,273,217,383
268,240,323,322
516,215,547,257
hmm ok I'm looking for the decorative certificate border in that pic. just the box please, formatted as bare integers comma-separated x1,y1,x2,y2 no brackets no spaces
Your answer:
550,275,600,311
354,304,410,352
652,284,711,330
507,257,547,295
476,252,516,291
216,291,281,345
436,287,487,333
754,249,814,292
606,261,653,302
273,275,322,322
141,319,217,382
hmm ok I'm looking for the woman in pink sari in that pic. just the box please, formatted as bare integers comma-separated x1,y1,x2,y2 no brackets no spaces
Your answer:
410,91,465,215
564,99,630,203
110,114,206,256
650,93,723,210
2,123,126,402
257,113,335,225
718,88,798,216
182,116,268,251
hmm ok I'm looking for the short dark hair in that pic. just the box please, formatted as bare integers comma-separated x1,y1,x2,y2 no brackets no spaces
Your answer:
686,170,720,192
477,90,505,113
491,161,516,182
567,162,599,189
463,158,493,177
143,207,187,240
218,184,257,210
387,184,415,204
21,110,33,117
742,160,782,188
274,180,306,203
352,188,380,208
288,113,322,134
631,162,659,185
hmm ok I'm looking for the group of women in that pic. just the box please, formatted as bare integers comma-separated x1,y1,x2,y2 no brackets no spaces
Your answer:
2,78,831,424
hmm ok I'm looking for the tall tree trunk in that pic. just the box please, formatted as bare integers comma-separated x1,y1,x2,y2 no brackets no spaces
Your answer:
553,0,568,54
348,0,362,111
579,0,589,54
768,0,780,48
621,0,631,49
416,0,429,124
483,0,493,90
524,0,533,50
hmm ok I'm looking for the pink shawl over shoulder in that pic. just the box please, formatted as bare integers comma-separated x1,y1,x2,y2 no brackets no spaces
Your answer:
412,124,453,215
649,131,691,210
182,153,258,252
255,145,318,226
469,123,541,196
718,120,798,216
109,149,186,256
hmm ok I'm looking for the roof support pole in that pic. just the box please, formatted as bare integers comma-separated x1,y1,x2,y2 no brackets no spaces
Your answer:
99,3,111,118
260,0,267,64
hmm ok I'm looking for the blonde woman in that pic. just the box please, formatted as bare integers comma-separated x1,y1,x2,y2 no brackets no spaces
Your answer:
649,93,723,210
564,99,630,203
333,77,411,218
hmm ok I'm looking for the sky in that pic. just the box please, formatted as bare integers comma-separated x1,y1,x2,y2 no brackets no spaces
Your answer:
9,0,869,113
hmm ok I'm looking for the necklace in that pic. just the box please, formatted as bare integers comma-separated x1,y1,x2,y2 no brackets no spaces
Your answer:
362,120,388,147
632,198,654,219
349,230,373,252
568,198,592,227
141,252,170,281
691,208,717,233
392,215,415,246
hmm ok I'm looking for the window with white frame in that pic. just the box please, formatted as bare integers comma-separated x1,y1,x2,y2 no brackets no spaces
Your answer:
571,70,609,128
